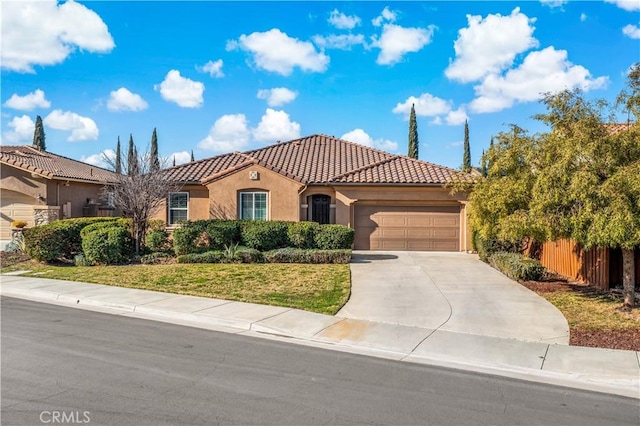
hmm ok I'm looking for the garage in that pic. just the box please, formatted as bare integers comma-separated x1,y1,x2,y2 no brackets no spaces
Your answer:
354,204,461,251
1,190,34,241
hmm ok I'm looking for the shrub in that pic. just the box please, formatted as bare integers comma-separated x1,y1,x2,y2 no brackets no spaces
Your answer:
74,254,91,267
264,248,352,264
147,230,170,253
235,247,264,263
173,220,209,255
147,219,166,233
474,233,523,263
24,217,120,262
176,251,225,264
82,226,133,265
287,221,319,248
314,224,354,250
11,220,27,228
140,252,174,265
206,220,242,250
241,221,289,251
4,234,26,253
488,252,545,281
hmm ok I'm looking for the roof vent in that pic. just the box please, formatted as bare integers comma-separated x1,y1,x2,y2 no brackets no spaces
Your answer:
249,171,259,180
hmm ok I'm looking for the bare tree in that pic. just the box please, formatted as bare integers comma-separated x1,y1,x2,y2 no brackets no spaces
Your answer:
103,149,181,255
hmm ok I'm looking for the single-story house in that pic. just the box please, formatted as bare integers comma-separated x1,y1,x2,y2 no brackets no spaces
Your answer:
0,145,117,243
157,134,475,251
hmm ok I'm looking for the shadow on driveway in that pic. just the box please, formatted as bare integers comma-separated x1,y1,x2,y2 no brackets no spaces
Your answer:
350,253,399,263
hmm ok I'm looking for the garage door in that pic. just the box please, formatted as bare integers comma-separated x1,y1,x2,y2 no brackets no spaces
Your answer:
1,190,35,240
354,205,460,251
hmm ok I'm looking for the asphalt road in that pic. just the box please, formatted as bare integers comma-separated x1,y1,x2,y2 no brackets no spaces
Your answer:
2,297,638,426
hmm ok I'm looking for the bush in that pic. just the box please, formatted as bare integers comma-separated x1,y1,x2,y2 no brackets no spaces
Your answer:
24,217,120,262
172,220,209,255
488,252,545,281
264,248,352,264
147,230,171,253
474,233,523,263
287,221,319,248
207,220,242,250
82,226,133,265
11,220,27,228
176,251,225,264
140,252,174,265
241,221,289,251
314,224,354,250
74,254,91,267
4,234,26,253
147,219,166,233
235,247,264,263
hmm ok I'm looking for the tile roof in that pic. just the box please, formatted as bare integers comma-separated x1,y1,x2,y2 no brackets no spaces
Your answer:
605,122,633,134
162,134,474,185
1,145,117,183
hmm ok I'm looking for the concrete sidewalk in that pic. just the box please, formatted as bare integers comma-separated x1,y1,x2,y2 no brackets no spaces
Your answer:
1,274,638,399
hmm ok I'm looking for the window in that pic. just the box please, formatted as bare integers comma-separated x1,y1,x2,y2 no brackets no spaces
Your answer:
240,192,267,220
168,192,188,225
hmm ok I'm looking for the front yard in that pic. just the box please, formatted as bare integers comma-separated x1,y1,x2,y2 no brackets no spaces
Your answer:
0,255,350,315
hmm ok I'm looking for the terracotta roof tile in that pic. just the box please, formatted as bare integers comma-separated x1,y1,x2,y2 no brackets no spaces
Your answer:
161,134,475,185
0,145,116,183
605,122,633,134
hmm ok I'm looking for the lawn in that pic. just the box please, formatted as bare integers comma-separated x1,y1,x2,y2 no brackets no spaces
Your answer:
0,257,351,315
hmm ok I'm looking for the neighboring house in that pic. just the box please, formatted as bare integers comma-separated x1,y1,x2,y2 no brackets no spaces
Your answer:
0,145,117,242
157,134,475,251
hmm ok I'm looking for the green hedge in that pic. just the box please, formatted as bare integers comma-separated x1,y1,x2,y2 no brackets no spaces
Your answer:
314,224,354,250
146,230,171,253
172,220,209,255
24,217,121,262
82,225,133,265
207,220,242,250
264,248,352,264
488,252,545,281
240,221,289,251
287,221,319,249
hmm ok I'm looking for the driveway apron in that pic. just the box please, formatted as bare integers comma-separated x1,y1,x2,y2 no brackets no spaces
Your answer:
339,251,569,344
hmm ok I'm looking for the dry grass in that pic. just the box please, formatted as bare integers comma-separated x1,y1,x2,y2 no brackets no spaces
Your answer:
0,259,350,315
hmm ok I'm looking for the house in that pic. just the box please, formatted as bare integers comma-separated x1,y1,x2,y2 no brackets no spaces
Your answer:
157,134,475,251
0,145,117,243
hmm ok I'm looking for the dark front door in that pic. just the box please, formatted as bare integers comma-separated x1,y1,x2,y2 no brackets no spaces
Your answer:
311,195,331,224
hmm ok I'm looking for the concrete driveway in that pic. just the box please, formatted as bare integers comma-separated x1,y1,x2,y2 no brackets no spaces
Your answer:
338,251,569,344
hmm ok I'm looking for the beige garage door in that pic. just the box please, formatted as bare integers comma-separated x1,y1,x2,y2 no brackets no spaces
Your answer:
1,190,35,240
354,204,460,251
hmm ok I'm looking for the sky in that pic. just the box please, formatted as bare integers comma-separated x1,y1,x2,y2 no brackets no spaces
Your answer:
1,0,638,171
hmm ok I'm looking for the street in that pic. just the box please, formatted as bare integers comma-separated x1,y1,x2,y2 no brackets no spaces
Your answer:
2,297,638,426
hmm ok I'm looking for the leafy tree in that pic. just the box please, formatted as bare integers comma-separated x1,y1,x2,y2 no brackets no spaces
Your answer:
462,120,471,172
408,104,419,159
150,127,160,172
32,115,46,151
115,136,122,174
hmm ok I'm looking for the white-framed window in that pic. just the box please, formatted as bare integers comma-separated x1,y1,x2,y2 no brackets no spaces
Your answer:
106,192,116,207
168,192,189,225
240,192,267,220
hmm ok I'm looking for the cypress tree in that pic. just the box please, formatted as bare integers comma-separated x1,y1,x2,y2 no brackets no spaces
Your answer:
32,115,46,151
462,120,471,172
127,134,137,176
150,128,160,172
487,137,495,174
480,150,487,177
408,104,419,159
172,156,176,167
190,149,195,162
115,136,122,174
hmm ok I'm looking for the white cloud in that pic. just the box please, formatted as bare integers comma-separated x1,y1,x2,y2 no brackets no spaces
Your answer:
312,34,365,50
371,24,435,65
393,93,452,117
372,7,397,27
44,109,99,141
167,151,191,166
540,0,567,8
198,59,224,78
580,13,588,22
445,8,538,83
328,9,361,30
154,70,204,108
605,0,640,11
445,107,469,126
341,128,398,152
81,149,115,169
227,29,329,75
107,87,148,112
252,109,301,142
1,0,114,73
622,24,640,39
198,114,251,153
4,89,51,111
470,47,608,113
257,88,298,107
2,115,35,144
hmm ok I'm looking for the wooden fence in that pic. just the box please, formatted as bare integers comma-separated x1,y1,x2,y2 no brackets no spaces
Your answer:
534,239,640,291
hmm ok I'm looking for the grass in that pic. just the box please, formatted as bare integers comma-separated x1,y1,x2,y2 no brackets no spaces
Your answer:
0,258,351,315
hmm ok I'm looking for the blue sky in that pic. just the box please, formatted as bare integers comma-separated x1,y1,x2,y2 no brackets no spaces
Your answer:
2,1,638,170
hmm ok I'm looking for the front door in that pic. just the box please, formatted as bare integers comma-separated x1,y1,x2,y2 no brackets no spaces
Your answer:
311,194,331,224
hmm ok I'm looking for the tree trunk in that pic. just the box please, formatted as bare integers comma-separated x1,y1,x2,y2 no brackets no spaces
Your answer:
622,248,635,308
